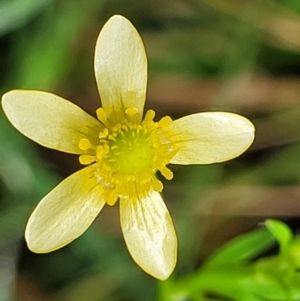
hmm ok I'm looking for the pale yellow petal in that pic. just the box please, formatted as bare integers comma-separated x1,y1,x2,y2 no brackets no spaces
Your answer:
120,191,177,280
2,90,101,154
94,15,147,115
25,164,106,253
165,112,255,164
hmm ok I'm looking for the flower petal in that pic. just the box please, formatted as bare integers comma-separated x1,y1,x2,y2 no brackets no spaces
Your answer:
2,90,101,154
94,15,147,115
25,164,106,253
166,112,255,164
120,191,177,280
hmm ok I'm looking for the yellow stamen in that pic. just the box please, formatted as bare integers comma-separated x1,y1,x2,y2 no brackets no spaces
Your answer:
107,190,118,206
160,167,173,180
96,145,104,160
152,178,163,192
99,128,109,138
143,109,155,124
125,107,138,116
96,108,111,127
78,107,177,200
79,138,94,150
79,155,96,165
158,116,173,128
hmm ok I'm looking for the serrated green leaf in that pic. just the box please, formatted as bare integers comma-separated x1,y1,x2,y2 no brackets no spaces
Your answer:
205,228,275,267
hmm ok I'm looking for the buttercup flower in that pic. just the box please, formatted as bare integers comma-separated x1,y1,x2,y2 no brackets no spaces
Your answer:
2,15,255,280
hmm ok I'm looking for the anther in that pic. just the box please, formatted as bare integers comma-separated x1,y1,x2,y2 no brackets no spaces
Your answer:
160,166,174,180
152,178,163,192
143,109,155,124
79,138,94,150
112,124,122,132
96,145,104,161
125,107,138,116
106,190,119,206
99,128,109,138
79,155,96,165
96,108,111,127
158,116,173,128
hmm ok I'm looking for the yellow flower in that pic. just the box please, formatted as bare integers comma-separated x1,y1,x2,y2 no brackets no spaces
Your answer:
1,15,255,280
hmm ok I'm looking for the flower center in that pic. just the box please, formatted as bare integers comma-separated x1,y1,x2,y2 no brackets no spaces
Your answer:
78,107,177,205
108,124,153,176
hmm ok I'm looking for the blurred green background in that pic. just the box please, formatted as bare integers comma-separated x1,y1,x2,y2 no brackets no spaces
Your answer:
1,0,300,300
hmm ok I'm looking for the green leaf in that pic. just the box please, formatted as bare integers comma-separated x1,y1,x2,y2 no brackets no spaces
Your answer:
205,228,275,267
0,0,50,36
241,271,288,301
265,219,293,254
289,238,300,267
